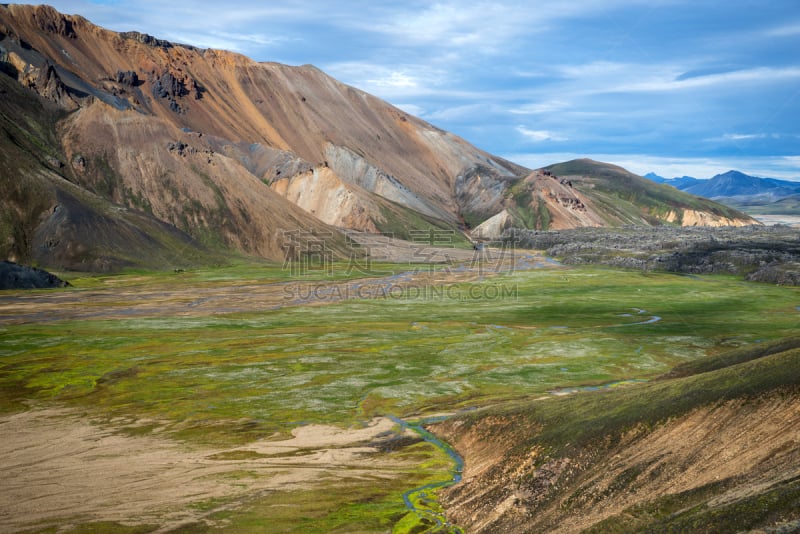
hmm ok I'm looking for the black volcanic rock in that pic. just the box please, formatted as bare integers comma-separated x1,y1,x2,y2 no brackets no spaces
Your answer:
31,5,76,39
119,31,173,49
506,225,800,284
115,70,139,86
0,261,69,290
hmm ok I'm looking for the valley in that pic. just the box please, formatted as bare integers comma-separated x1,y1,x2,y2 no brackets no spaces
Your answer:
1,4,799,533
1,244,798,532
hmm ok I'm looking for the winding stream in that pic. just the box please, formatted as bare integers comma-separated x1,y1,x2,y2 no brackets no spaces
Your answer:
612,307,661,327
384,306,664,530
389,415,464,533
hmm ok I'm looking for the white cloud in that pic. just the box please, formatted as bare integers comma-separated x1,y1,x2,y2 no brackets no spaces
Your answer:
765,22,800,37
621,66,800,93
367,2,535,50
324,61,484,102
703,133,798,143
722,133,768,141
517,127,568,142
509,100,570,115
550,62,800,98
324,62,435,98
426,104,495,122
368,71,418,90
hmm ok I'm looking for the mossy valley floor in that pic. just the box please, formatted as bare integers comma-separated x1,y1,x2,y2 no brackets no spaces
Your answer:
1,255,798,532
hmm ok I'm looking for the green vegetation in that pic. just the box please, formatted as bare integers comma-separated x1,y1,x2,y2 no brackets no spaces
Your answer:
463,338,800,456
376,201,471,247
0,74,64,263
5,268,797,440
1,263,798,531
586,476,800,533
54,522,158,534
445,334,800,532
725,195,800,216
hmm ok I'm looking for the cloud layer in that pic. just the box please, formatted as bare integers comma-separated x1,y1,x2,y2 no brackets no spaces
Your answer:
45,0,800,179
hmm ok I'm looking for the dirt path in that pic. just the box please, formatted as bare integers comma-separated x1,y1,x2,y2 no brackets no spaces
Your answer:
0,249,554,325
0,409,415,532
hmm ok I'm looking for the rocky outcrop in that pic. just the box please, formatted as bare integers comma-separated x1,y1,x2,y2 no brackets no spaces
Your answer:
119,31,174,49
506,225,799,283
665,208,753,227
746,262,800,285
114,70,139,86
1,50,81,109
0,261,69,289
471,209,514,239
30,4,76,39
27,60,80,110
148,70,203,113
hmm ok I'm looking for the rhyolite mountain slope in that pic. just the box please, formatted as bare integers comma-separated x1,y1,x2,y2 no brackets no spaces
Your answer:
0,5,757,270
542,160,757,228
471,159,756,236
0,4,527,270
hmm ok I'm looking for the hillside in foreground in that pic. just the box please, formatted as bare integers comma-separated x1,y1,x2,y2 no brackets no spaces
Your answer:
434,337,800,533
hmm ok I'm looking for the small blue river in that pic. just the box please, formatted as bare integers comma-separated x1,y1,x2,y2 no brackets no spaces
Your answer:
388,415,465,533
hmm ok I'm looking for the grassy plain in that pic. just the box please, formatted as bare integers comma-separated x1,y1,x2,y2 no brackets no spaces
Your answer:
1,260,798,532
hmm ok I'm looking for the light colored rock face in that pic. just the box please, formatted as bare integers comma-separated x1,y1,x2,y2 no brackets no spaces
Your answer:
270,167,381,233
472,210,514,239
666,209,754,227
323,144,444,220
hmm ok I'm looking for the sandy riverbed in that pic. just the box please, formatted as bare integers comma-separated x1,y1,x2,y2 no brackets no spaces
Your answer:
0,409,413,532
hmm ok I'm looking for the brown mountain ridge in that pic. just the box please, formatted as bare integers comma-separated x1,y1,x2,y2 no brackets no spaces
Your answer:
0,4,756,271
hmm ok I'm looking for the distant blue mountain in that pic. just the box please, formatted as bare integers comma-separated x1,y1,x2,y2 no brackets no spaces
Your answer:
644,172,667,183
644,170,800,201
644,172,702,190
684,171,800,200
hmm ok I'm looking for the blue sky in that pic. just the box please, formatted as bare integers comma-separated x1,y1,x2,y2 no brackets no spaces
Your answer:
42,1,800,180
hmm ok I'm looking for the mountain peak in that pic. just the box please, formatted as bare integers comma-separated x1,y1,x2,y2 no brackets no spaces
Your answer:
713,170,755,180
659,169,800,201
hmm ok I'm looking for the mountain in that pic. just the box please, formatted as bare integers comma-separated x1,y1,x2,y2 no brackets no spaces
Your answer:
0,5,757,271
486,159,755,233
683,170,800,200
0,4,526,270
470,160,757,237
643,172,667,183
434,337,800,533
645,172,703,190
645,170,800,215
